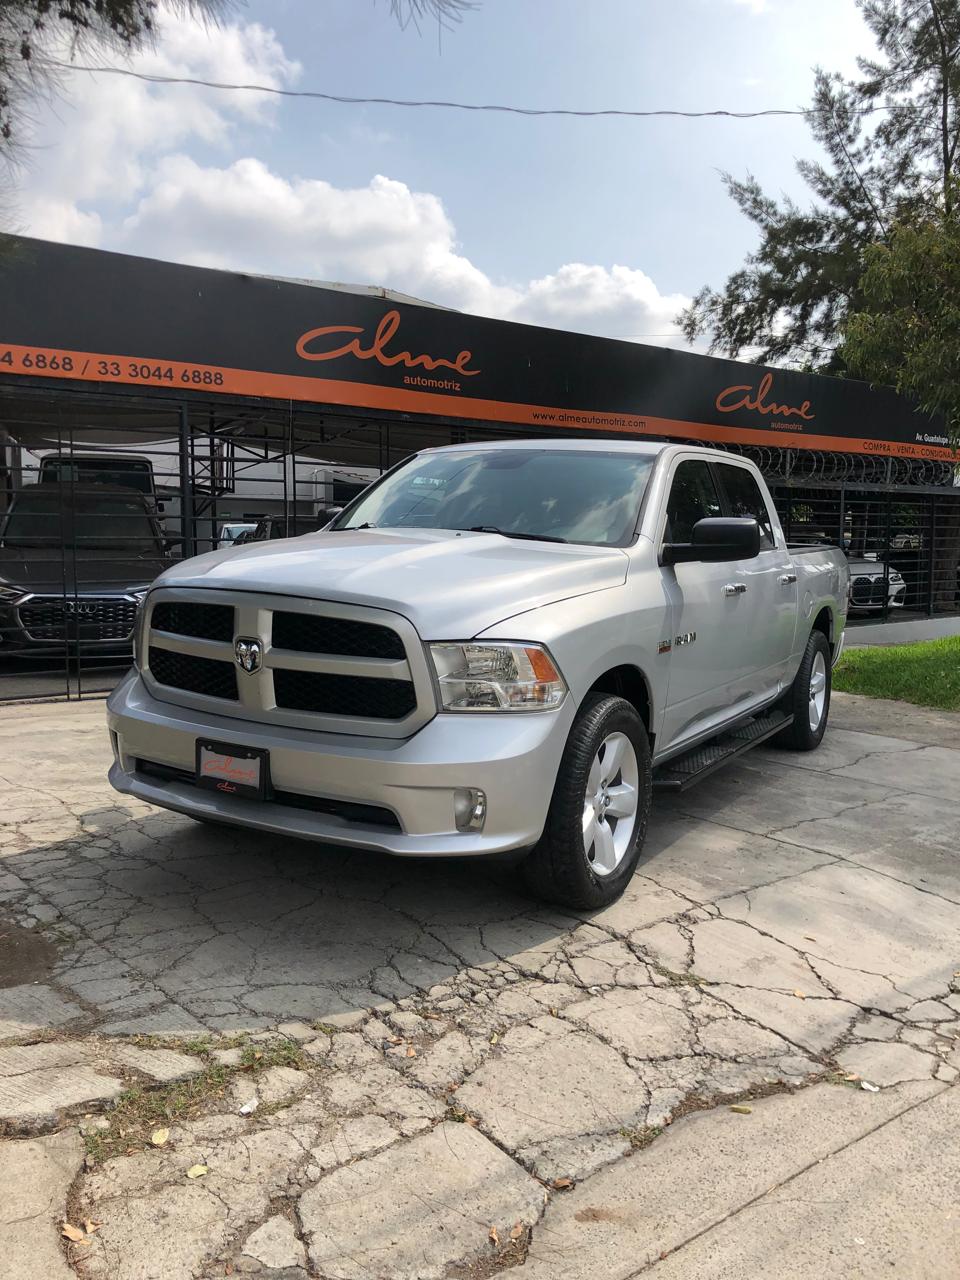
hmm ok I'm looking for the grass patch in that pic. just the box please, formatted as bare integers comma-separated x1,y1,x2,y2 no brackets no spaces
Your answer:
834,636,960,711
83,1064,231,1164
128,1032,248,1055
239,1040,306,1072
81,1037,307,1165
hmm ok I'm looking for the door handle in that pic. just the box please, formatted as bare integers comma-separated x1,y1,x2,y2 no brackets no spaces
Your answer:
779,573,798,585
722,583,747,596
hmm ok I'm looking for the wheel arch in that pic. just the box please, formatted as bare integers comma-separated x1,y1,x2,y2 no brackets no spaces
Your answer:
584,664,654,748
811,605,835,654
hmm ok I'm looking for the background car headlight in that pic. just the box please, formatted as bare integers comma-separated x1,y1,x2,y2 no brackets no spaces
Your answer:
429,642,567,711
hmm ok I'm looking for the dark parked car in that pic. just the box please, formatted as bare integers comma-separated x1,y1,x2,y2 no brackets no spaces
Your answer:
0,485,172,654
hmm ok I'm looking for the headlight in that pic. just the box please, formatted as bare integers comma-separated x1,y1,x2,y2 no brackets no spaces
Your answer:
429,642,567,711
889,572,904,583
0,583,27,606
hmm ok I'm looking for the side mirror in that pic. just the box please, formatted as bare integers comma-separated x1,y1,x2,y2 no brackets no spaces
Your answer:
663,517,761,566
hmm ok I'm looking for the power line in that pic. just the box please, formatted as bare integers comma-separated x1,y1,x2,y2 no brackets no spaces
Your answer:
47,59,895,121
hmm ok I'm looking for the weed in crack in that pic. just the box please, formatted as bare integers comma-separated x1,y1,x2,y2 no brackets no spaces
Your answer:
82,1064,232,1165
240,1041,307,1072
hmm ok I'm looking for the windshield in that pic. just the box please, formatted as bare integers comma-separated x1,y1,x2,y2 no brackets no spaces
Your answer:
1,493,160,551
333,448,655,546
40,458,153,494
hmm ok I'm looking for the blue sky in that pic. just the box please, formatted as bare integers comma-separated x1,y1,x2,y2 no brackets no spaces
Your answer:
13,0,870,345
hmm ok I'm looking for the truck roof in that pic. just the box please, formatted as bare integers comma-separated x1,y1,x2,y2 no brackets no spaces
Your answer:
420,439,730,460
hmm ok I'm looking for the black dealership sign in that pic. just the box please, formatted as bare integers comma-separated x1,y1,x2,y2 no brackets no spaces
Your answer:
0,235,952,460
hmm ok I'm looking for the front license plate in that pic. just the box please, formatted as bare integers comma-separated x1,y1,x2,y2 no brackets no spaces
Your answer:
195,740,269,801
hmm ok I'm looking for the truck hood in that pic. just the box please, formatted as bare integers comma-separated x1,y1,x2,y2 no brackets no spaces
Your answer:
156,528,629,637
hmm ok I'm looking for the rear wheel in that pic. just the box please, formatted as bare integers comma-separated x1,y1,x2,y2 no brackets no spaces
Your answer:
522,694,652,909
775,629,831,751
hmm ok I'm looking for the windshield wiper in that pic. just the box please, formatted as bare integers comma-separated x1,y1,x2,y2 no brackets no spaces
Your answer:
466,526,568,544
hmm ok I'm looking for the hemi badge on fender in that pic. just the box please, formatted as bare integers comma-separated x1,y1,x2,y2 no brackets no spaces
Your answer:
658,639,672,654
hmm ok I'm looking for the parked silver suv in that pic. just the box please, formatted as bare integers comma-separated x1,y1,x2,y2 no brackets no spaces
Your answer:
107,441,848,908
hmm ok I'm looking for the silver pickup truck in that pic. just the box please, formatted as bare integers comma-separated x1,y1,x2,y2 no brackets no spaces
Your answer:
107,441,848,909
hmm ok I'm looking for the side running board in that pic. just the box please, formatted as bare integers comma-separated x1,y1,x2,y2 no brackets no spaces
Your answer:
652,709,794,792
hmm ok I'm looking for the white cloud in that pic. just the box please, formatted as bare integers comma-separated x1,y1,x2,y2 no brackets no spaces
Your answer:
10,7,299,242
510,263,689,340
10,10,690,346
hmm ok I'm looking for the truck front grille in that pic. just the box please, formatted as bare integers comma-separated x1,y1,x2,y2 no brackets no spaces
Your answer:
149,646,238,701
152,600,234,642
271,610,405,658
19,596,137,642
851,575,887,607
143,589,433,736
273,669,417,719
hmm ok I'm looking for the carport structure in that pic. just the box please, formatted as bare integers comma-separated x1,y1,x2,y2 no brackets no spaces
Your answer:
1,234,958,702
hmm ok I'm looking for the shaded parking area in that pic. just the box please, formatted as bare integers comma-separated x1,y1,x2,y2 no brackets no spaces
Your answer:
1,692,958,1279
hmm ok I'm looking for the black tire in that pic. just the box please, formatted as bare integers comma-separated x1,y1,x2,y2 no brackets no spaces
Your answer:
522,693,652,910
774,629,832,751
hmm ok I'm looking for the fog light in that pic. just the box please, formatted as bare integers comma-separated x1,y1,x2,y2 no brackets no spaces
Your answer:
109,730,120,763
454,787,486,832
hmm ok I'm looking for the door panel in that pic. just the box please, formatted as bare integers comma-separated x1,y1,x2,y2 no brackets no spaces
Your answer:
714,462,797,696
658,460,750,755
659,559,757,752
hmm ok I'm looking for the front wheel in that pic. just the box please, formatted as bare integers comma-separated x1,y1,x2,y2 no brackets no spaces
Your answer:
522,694,652,910
775,628,832,751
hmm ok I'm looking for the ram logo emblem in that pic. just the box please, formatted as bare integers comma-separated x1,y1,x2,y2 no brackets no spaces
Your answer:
234,637,263,674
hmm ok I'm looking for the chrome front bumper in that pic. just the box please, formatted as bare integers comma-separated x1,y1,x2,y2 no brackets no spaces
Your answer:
106,670,574,857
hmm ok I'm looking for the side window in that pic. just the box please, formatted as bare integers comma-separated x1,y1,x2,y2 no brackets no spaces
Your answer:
664,460,722,543
718,465,775,549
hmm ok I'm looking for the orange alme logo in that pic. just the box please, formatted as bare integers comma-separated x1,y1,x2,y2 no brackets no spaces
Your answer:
296,309,481,377
715,371,815,422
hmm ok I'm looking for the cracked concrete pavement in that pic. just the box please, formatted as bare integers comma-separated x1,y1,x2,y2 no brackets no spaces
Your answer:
0,691,958,1278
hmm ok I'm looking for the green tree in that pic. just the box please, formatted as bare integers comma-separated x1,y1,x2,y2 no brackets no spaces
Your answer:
388,0,475,31
844,203,960,444
681,0,960,370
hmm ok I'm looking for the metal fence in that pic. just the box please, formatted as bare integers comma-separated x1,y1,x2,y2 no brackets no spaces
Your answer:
1,381,958,704
773,483,960,621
